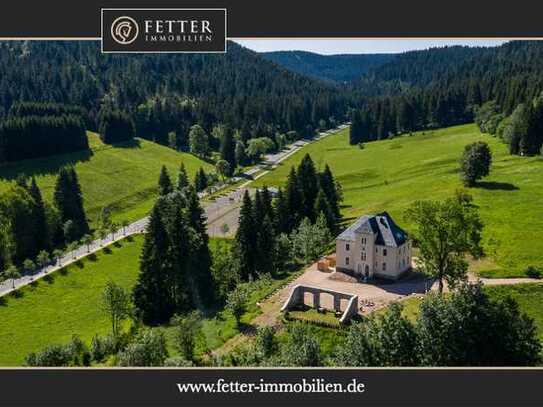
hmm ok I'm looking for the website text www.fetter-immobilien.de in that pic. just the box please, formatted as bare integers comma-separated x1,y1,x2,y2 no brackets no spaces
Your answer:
176,378,366,394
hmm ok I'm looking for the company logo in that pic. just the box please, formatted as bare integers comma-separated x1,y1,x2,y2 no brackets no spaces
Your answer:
102,9,227,53
110,16,139,45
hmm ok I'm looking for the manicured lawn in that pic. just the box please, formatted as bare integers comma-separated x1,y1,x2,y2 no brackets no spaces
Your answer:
0,235,144,366
0,133,213,227
254,124,543,277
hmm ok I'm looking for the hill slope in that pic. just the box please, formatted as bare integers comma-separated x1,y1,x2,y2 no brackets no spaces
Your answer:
0,133,212,227
254,124,543,278
263,51,394,82
0,41,350,143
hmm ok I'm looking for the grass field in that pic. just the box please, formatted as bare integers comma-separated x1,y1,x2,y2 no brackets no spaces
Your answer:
0,235,144,366
254,124,543,277
0,235,301,365
0,133,213,227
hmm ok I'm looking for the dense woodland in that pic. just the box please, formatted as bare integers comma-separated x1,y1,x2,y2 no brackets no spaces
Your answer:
0,41,351,157
349,41,543,152
262,51,394,83
0,102,87,163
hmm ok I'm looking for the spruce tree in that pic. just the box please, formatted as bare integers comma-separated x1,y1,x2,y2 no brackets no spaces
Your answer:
194,168,208,192
314,188,337,235
256,215,276,275
133,204,172,325
158,165,173,196
273,188,290,235
185,186,214,306
297,154,319,222
234,190,256,280
349,110,362,145
318,164,341,220
162,193,192,311
176,163,190,191
285,167,302,232
219,125,236,176
53,166,88,241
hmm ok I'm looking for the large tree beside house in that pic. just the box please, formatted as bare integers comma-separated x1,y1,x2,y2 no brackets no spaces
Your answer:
404,192,483,293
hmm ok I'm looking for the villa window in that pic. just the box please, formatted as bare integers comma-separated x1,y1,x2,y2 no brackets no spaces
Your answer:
345,257,350,265
382,262,386,271
361,252,366,261
346,243,350,251
383,248,387,256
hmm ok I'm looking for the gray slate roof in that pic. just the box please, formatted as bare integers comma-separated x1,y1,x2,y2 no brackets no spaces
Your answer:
337,212,408,247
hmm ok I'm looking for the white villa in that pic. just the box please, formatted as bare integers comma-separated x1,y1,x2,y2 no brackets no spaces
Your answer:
335,212,412,280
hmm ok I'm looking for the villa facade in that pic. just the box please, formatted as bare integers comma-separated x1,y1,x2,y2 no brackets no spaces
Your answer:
335,212,411,280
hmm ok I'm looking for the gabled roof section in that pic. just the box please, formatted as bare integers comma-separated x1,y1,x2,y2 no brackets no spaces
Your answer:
337,211,408,247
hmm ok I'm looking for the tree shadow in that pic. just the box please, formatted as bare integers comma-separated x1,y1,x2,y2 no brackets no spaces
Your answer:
88,253,98,262
0,296,6,306
238,322,257,336
75,260,85,269
0,149,93,181
10,290,24,299
113,241,122,248
103,247,113,255
43,274,55,284
59,268,70,276
476,181,519,191
109,138,142,149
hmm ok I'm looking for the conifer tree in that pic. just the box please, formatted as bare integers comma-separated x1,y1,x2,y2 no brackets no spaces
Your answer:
255,215,276,275
297,154,319,221
349,110,362,145
133,204,172,325
176,163,190,191
194,168,208,192
219,125,236,176
273,188,290,235
285,167,302,232
185,186,214,306
314,188,337,235
158,165,173,196
53,166,88,241
234,191,256,280
318,164,341,220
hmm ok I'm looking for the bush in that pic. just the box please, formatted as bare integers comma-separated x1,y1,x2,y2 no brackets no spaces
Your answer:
525,266,542,279
25,335,90,367
91,334,118,362
117,329,168,367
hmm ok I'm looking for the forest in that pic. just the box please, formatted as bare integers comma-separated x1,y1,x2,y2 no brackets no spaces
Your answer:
348,41,543,154
0,41,352,158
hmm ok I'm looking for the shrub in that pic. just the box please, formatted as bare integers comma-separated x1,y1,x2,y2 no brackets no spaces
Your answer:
525,266,542,279
25,335,90,367
91,334,118,362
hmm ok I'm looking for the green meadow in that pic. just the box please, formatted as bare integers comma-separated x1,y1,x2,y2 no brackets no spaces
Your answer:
255,124,543,278
0,132,213,227
0,236,300,365
0,235,144,366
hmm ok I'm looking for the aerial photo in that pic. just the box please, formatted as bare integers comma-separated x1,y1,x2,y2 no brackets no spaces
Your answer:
0,39,542,367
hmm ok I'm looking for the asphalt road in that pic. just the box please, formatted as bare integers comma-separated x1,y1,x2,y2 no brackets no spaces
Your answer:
0,125,347,297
